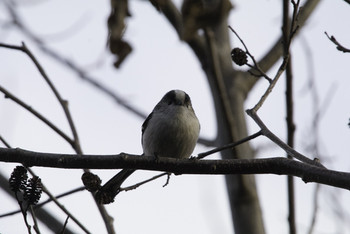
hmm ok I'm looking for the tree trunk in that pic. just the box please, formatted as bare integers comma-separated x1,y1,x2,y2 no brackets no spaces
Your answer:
203,4,266,233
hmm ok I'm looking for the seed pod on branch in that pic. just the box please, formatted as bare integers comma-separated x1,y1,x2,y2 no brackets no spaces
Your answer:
9,166,28,193
24,176,43,205
231,47,247,66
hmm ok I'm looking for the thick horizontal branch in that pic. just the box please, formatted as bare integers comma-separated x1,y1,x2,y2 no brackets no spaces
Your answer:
1,148,350,190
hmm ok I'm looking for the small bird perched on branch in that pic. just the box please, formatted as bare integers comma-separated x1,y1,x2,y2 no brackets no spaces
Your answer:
95,89,200,204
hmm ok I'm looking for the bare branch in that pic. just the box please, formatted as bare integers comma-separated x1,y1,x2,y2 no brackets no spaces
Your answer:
29,206,41,234
0,186,85,218
250,55,290,112
3,2,147,121
307,184,320,234
0,40,115,232
60,216,70,234
245,0,321,92
0,83,74,146
0,148,349,190
300,37,338,234
282,1,297,233
0,171,76,234
0,135,11,148
228,26,272,83
39,185,91,234
197,131,262,159
120,172,169,192
0,139,92,233
249,0,304,114
246,110,323,167
0,42,82,153
325,32,350,53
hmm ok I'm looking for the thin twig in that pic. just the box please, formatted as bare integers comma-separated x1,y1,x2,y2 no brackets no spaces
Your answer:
163,173,171,187
2,1,214,152
26,167,91,234
282,1,297,233
29,206,41,234
39,185,91,234
243,0,321,93
22,40,107,233
0,82,74,146
287,0,301,51
60,216,70,234
250,55,289,112
0,42,82,153
0,186,85,218
0,38,115,233
245,0,303,113
22,42,83,154
307,184,320,234
15,192,32,234
0,135,11,148
0,171,76,234
246,110,324,168
300,37,336,234
197,131,263,159
120,172,169,192
228,26,272,83
4,2,146,121
325,32,350,53
0,103,91,233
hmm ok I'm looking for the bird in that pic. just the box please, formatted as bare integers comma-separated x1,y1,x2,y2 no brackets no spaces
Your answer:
96,89,200,204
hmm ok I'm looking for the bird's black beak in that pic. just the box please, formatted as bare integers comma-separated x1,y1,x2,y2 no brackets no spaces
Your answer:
174,99,184,106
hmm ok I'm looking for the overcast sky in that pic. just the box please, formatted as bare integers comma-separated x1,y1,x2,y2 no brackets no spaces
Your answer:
1,0,350,233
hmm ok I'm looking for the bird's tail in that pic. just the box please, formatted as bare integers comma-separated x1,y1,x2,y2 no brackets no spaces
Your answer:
95,169,135,204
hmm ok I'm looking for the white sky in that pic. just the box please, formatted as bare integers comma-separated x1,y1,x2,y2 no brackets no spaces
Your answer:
0,0,350,233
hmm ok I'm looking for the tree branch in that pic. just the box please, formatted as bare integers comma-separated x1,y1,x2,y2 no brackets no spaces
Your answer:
0,83,74,146
0,147,349,190
0,42,82,153
3,2,147,121
325,32,350,53
282,1,297,233
246,109,324,167
229,26,272,83
197,131,262,159
245,0,321,92
0,171,76,234
0,186,85,218
0,37,116,233
0,138,91,233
